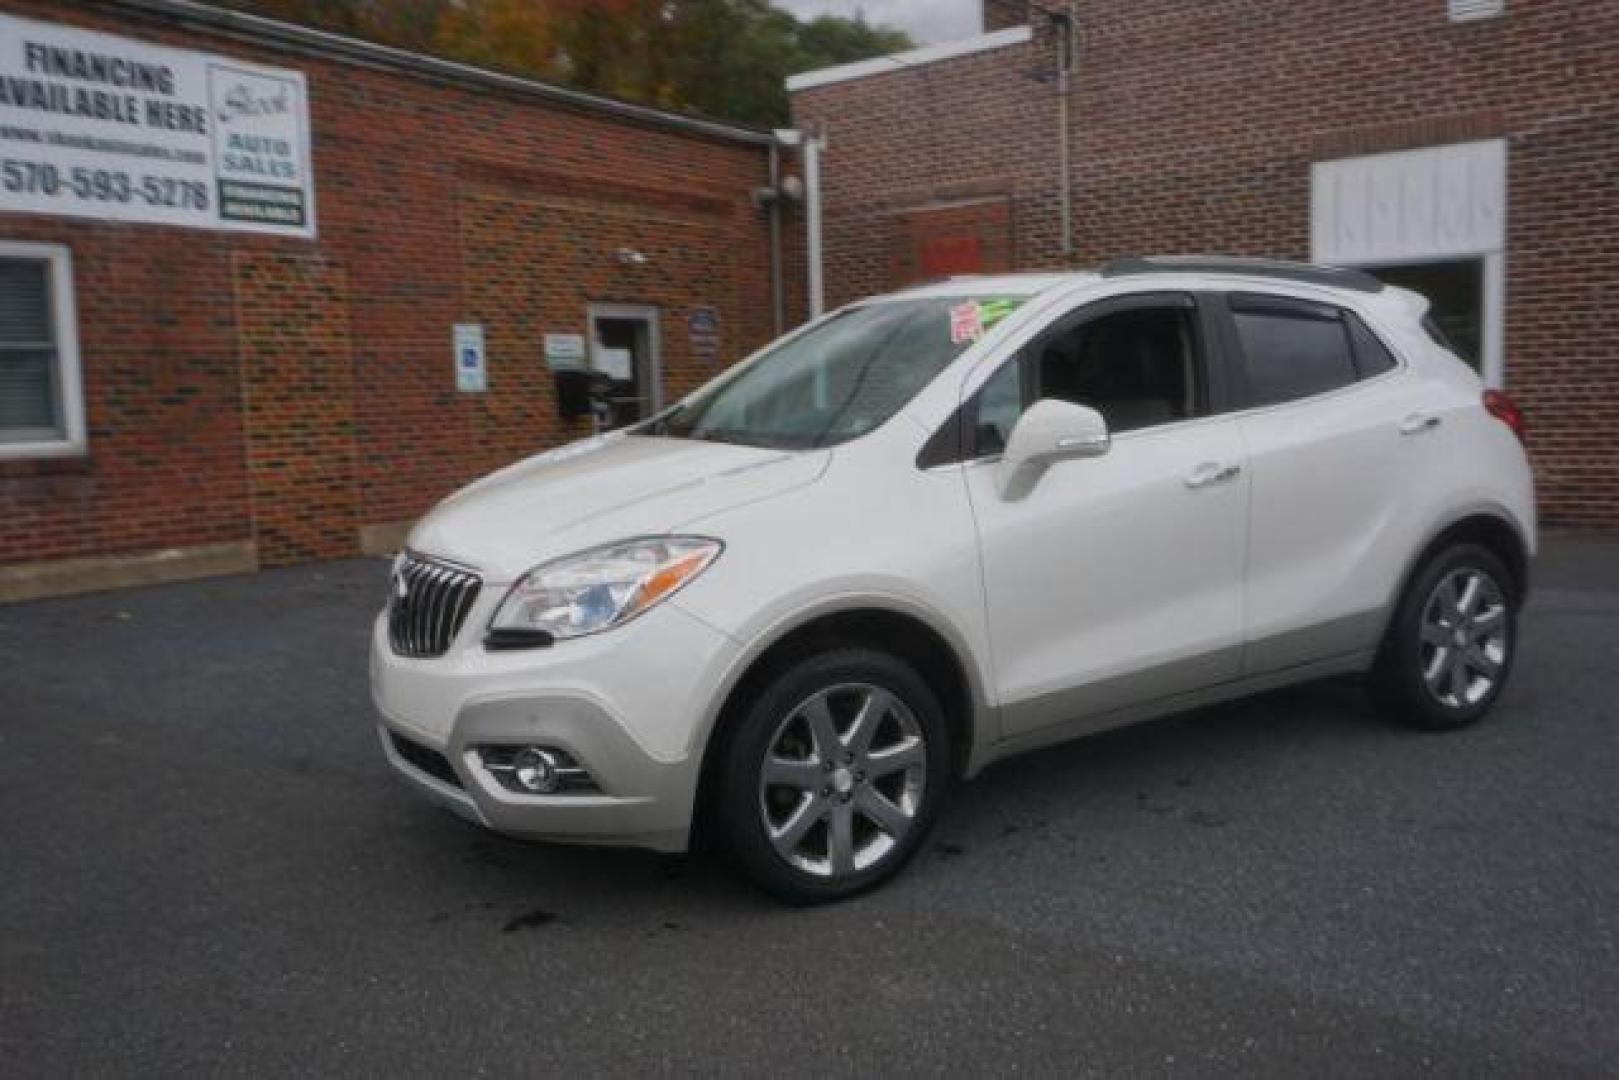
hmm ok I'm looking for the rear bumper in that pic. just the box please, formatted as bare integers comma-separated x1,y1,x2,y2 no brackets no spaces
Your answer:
370,599,741,853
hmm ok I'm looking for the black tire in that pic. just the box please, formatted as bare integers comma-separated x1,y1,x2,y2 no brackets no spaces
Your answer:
1373,542,1519,731
717,646,952,904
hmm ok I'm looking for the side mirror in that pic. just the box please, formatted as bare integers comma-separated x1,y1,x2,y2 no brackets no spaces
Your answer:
999,398,1109,498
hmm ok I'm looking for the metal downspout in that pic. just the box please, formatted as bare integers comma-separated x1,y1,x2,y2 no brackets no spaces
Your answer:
805,131,825,318
769,142,785,337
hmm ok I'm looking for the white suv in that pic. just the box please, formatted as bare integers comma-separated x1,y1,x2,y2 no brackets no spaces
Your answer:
371,257,1535,902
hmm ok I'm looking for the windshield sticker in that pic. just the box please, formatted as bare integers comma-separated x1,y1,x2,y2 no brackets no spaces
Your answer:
950,297,1023,345
949,301,982,344
979,297,1021,330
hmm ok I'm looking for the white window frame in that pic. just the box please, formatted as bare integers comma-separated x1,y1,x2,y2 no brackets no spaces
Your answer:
1310,139,1508,388
587,302,663,417
0,240,86,459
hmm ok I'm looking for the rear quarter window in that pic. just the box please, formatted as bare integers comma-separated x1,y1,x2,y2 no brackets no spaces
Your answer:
1346,313,1400,379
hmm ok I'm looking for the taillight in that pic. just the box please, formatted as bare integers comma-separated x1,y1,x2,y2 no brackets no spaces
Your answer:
1483,389,1526,443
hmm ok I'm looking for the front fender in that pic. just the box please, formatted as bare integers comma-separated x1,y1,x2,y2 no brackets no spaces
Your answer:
675,583,1001,777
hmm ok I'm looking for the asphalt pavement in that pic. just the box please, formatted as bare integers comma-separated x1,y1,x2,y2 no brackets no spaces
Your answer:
2,536,1616,1076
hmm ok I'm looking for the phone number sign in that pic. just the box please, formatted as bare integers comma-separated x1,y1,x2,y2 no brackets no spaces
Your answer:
0,11,315,238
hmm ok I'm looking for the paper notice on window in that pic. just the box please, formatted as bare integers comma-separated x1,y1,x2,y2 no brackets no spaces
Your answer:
595,346,633,381
949,301,982,344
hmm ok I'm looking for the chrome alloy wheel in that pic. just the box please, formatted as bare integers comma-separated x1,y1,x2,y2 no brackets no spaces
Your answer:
757,682,927,878
1419,567,1509,709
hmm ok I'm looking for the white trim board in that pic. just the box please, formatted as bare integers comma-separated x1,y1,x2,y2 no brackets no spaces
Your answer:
1311,139,1509,388
786,26,1033,92
1311,140,1506,265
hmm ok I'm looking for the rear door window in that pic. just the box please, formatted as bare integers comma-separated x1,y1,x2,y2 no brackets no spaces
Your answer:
1227,294,1359,408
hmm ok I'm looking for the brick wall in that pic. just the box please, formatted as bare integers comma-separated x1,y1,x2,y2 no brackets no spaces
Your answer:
793,0,1619,527
236,253,358,565
793,25,1067,310
0,0,801,573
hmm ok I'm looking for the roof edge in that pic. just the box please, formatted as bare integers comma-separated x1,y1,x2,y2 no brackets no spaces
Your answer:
786,26,1033,93
97,0,777,146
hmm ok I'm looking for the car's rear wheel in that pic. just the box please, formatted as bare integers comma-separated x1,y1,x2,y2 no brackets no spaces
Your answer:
1374,543,1519,730
717,647,950,903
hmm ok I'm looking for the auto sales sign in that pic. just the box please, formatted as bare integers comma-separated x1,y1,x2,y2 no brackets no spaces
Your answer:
0,12,315,237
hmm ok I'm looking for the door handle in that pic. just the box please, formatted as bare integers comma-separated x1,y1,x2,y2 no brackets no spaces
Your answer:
1400,412,1442,435
1185,462,1242,489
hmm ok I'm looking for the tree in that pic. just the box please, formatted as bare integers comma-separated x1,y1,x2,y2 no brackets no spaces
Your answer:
219,0,912,126
795,13,912,67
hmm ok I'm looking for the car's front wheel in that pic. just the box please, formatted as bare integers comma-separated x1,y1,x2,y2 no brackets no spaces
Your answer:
1374,542,1519,730
717,647,951,903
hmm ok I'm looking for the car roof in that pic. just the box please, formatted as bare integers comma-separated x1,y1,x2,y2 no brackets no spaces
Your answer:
863,262,1431,327
877,272,1090,301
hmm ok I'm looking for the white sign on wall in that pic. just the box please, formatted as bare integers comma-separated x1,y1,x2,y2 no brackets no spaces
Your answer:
0,11,316,237
543,333,587,371
454,323,486,393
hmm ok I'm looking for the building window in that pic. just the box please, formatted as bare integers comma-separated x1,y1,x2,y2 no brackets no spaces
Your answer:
1366,260,1485,370
1448,0,1504,23
0,242,85,458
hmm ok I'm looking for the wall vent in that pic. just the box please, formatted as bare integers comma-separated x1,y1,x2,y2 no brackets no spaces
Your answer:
1448,0,1505,22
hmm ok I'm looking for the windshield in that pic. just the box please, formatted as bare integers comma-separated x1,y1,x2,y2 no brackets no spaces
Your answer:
642,296,1025,450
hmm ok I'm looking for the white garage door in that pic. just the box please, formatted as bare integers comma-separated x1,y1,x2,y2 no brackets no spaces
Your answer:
1311,139,1507,387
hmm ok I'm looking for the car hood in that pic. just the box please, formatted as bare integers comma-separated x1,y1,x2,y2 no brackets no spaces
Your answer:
407,433,828,582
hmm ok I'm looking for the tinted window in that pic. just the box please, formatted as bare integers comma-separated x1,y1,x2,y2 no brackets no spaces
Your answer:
1347,313,1399,378
1034,304,1200,433
1230,302,1357,407
969,358,1025,456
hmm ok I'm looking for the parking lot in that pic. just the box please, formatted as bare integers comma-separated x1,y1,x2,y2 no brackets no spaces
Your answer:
2,537,1616,1075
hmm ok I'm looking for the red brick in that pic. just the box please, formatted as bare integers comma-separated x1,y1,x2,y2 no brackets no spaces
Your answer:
793,0,1619,527
0,0,806,568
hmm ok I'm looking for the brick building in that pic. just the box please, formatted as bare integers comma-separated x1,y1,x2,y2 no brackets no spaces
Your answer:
790,0,1619,527
0,0,804,600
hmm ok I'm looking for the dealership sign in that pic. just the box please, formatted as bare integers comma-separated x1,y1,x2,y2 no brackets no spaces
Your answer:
0,12,315,237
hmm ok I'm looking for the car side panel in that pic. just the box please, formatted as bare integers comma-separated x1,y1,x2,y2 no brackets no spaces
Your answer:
965,416,1250,735
1230,286,1536,676
668,417,1003,763
1236,365,1448,671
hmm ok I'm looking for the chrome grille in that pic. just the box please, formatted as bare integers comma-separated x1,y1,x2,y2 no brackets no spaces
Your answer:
388,552,482,658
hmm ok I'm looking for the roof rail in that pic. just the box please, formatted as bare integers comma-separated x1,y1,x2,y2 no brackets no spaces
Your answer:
1099,256,1385,294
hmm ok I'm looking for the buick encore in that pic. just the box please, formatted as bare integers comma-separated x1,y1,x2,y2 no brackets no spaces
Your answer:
371,257,1535,902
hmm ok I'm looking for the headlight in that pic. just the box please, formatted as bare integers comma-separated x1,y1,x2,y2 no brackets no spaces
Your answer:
489,537,722,642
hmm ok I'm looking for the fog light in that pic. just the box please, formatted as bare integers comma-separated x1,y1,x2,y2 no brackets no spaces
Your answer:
476,744,597,795
513,747,561,794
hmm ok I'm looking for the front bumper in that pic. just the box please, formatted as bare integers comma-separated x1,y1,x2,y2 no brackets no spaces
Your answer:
370,598,740,853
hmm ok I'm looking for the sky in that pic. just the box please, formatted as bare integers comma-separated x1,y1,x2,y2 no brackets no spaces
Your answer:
773,0,983,46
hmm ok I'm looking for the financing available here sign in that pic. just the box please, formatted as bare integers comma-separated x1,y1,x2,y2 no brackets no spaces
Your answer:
0,11,316,237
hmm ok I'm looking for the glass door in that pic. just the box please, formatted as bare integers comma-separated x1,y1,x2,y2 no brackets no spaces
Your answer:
587,304,660,430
